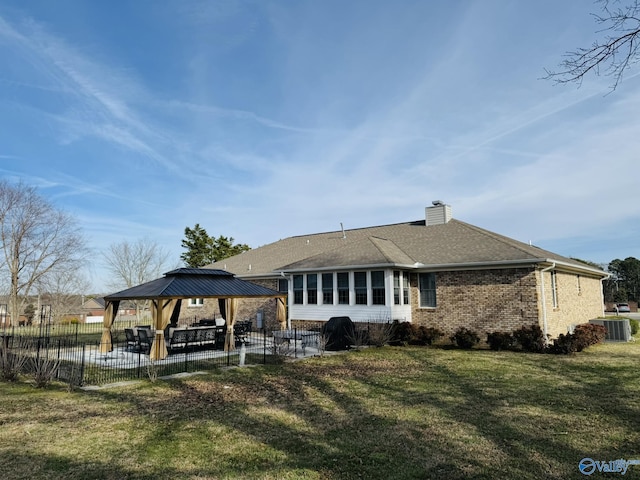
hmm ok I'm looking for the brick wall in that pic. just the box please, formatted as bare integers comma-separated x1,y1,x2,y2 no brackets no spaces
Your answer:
177,278,283,330
409,267,604,341
178,300,217,326
538,270,604,339
410,268,540,337
233,278,281,331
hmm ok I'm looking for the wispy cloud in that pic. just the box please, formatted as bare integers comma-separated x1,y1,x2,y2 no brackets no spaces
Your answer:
0,12,192,175
1,1,639,288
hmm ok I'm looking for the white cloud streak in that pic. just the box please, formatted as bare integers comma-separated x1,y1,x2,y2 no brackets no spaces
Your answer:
1,1,639,287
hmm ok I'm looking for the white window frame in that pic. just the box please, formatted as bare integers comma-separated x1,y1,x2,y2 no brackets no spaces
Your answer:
419,272,437,308
188,298,204,307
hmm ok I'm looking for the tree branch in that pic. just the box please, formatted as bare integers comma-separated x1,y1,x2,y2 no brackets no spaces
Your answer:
544,0,640,90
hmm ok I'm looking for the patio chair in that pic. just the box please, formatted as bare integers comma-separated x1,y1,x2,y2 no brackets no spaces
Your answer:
124,328,139,352
137,328,153,354
203,327,217,348
234,320,252,345
167,329,191,352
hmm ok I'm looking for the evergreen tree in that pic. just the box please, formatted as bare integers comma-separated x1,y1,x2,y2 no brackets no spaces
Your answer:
181,224,250,268
607,257,640,302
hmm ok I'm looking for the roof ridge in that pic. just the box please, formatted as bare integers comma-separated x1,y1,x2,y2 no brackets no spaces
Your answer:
287,220,422,240
455,220,545,259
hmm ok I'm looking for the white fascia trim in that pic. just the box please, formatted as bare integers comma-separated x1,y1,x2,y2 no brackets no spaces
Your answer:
234,273,277,279
260,260,543,276
412,259,542,272
240,258,606,277
414,258,607,277
278,263,401,274
541,259,608,277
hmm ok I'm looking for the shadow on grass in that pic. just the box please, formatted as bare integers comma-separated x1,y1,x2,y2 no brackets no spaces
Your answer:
8,344,638,479
0,449,160,480
86,347,627,479
396,347,640,477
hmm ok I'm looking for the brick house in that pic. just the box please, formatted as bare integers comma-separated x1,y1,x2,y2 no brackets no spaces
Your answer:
199,203,607,340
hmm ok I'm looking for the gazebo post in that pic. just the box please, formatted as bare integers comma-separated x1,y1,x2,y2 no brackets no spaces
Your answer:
150,299,170,361
99,300,119,353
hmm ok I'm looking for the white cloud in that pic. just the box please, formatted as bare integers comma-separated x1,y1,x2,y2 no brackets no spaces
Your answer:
1,0,639,289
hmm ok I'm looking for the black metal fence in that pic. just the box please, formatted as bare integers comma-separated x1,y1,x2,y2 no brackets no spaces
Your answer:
0,324,322,387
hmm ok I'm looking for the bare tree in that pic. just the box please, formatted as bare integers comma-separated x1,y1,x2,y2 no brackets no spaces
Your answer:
38,269,91,324
544,0,640,91
103,238,173,321
0,180,88,327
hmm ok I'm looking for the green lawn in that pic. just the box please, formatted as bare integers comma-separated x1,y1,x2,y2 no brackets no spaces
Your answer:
1,340,639,480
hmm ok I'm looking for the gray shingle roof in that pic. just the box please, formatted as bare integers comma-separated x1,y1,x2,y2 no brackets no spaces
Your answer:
215,219,607,277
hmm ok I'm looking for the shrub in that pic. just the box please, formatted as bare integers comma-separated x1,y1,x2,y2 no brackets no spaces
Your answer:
367,322,394,347
629,318,639,335
486,331,515,351
346,326,369,350
390,322,444,346
450,327,480,349
32,355,61,388
512,325,546,353
548,323,606,355
549,333,577,355
58,317,80,325
0,338,30,382
390,320,413,346
414,326,444,346
572,323,606,351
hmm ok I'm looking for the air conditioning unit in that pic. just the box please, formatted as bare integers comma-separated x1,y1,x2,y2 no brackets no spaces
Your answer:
589,319,632,342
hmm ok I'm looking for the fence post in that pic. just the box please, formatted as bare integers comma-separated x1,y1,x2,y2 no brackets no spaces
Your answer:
263,327,267,364
35,337,42,366
55,340,61,380
79,344,86,387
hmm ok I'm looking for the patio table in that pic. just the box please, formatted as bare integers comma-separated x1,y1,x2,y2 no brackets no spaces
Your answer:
273,329,319,353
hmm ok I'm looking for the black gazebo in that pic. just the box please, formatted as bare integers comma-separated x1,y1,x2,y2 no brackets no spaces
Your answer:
101,268,286,360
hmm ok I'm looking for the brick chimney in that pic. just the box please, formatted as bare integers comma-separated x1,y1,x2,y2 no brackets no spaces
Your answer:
425,201,452,226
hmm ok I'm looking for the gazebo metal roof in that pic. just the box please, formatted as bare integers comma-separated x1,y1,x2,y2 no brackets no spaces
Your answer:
104,268,283,301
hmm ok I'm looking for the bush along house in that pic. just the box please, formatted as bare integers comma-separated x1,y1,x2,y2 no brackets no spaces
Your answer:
202,202,607,341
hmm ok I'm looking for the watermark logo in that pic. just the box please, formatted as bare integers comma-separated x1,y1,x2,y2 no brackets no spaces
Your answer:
579,458,640,476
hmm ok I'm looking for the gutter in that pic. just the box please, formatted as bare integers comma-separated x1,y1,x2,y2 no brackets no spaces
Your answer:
277,259,543,275
539,263,556,344
275,258,607,276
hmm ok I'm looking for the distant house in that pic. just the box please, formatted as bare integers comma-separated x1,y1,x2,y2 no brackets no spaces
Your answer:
78,297,105,323
205,203,608,340
80,297,138,323
82,297,105,316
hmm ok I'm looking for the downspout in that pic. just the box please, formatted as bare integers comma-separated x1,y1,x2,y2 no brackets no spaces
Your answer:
539,263,555,344
600,273,611,317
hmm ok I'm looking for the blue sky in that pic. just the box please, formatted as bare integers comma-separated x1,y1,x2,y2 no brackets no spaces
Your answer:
1,1,638,292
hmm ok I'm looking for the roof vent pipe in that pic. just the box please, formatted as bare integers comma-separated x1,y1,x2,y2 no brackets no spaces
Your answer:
340,222,346,239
